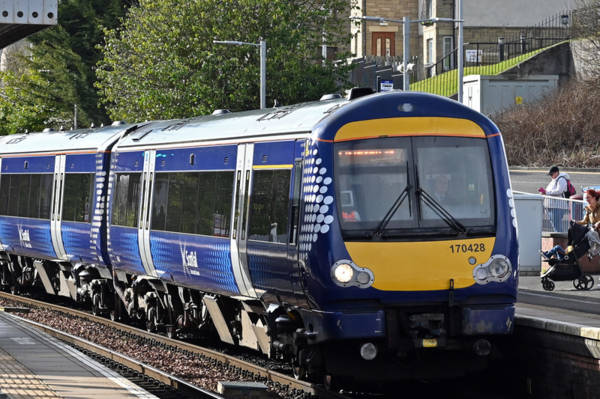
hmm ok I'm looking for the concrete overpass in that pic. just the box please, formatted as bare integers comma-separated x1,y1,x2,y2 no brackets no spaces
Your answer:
0,0,57,49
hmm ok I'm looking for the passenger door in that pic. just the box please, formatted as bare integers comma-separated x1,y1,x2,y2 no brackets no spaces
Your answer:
244,141,297,299
137,150,158,277
50,155,67,260
230,144,258,298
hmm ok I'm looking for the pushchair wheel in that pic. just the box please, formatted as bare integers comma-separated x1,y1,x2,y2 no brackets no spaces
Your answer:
542,277,555,291
574,273,595,291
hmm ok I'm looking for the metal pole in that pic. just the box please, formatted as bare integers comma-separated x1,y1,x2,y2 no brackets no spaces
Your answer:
403,16,410,91
457,0,464,103
74,104,78,130
260,39,266,109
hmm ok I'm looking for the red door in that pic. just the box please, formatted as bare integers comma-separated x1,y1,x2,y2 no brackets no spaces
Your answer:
372,32,395,56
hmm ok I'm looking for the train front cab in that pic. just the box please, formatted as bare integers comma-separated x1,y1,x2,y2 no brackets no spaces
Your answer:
297,93,518,381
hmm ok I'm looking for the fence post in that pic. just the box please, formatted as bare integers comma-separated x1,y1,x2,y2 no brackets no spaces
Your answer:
498,37,505,62
520,33,527,54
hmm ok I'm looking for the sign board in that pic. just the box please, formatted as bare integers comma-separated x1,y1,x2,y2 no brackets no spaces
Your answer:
465,49,483,63
379,80,394,92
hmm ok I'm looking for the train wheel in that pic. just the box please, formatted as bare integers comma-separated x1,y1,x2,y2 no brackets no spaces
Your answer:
166,326,176,339
292,362,307,381
542,278,555,291
146,306,158,332
323,374,341,392
91,293,101,316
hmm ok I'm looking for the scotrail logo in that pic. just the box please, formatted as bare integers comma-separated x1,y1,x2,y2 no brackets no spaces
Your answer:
179,243,199,276
18,225,32,248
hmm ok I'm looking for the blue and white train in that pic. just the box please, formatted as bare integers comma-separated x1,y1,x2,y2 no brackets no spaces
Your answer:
0,90,518,384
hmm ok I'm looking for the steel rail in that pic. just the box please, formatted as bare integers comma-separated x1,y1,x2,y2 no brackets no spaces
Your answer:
5,311,220,399
0,291,340,398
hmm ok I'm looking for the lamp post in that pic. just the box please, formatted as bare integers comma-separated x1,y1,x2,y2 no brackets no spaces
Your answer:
351,0,465,102
213,38,267,109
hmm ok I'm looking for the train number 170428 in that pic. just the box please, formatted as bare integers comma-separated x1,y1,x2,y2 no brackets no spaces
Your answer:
449,243,486,254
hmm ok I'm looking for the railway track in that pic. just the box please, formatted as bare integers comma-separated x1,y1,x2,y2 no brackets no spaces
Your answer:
0,291,344,399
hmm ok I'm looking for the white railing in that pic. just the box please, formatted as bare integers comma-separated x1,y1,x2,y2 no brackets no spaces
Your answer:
514,191,585,233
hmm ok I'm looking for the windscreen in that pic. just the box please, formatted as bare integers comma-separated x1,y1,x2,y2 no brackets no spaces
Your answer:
334,136,495,239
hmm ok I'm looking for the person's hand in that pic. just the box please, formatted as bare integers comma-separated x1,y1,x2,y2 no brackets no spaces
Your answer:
538,187,546,194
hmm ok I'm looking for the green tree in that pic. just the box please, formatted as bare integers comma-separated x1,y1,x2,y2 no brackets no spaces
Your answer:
96,0,352,121
0,0,131,134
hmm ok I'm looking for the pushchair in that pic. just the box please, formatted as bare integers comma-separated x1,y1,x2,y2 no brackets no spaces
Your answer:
540,221,595,291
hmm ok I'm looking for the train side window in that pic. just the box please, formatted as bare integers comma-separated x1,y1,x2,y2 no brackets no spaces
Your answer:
8,174,25,216
247,169,291,243
112,173,142,227
151,173,169,231
14,174,33,218
39,175,53,219
198,171,235,237
62,174,95,222
27,174,41,218
165,173,185,232
0,174,11,215
151,171,234,237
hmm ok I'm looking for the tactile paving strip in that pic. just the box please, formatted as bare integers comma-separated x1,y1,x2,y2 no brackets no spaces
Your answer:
0,348,60,398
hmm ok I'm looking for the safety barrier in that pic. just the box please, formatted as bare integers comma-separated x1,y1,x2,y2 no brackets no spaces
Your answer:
514,192,584,233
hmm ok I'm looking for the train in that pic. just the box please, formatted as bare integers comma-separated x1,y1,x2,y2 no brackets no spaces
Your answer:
0,90,518,386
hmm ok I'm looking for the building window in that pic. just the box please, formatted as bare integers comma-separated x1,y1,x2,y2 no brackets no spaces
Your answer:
443,36,454,70
426,0,433,18
426,38,434,64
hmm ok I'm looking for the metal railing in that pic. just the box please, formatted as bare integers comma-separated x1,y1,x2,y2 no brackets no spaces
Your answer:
513,190,584,233
541,195,585,233
412,10,573,97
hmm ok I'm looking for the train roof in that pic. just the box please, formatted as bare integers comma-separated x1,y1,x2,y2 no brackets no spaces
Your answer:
0,124,134,155
115,98,347,149
0,91,501,156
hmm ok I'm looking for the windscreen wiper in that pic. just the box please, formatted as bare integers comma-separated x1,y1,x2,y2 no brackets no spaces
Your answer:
371,184,411,240
417,188,467,236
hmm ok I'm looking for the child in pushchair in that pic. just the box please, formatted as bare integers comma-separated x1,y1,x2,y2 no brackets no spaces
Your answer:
540,221,597,291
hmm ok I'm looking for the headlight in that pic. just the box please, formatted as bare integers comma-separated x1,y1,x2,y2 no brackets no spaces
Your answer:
489,258,510,279
331,260,374,288
472,255,512,285
333,263,354,283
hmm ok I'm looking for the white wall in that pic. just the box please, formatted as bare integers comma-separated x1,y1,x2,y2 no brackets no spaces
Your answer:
461,0,575,27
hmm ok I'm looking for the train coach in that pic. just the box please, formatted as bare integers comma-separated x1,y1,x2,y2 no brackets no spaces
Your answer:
0,90,518,385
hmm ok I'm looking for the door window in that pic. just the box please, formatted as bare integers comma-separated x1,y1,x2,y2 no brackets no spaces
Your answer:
62,173,95,222
247,170,291,243
111,173,142,227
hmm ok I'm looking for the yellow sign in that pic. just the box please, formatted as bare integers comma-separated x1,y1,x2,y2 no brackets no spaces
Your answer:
422,338,438,348
515,96,523,105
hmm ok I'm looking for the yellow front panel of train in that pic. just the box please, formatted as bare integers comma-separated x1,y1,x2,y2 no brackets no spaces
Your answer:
344,237,496,291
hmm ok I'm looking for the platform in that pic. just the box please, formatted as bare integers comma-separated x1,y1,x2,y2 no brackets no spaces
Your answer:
0,311,156,399
517,274,600,331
